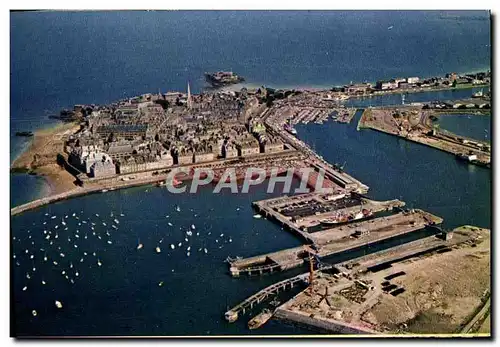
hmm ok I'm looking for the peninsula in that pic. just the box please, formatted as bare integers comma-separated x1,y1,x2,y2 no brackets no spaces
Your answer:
10,69,490,206
10,70,491,336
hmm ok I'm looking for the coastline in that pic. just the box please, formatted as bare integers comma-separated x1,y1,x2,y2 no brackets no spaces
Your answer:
220,67,490,94
10,71,491,215
11,121,81,198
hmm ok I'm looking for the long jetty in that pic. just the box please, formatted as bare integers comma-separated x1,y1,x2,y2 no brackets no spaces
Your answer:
224,272,309,322
10,174,174,216
10,149,306,216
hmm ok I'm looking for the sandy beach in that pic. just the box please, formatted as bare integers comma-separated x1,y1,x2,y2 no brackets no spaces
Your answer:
11,122,81,195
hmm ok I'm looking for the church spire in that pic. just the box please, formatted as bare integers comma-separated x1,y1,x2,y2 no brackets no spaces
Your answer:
187,82,192,109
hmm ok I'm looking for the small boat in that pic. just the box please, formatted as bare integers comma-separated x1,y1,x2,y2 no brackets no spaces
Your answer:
15,131,34,137
253,214,262,219
175,206,181,212
248,309,273,330
55,300,63,309
472,89,484,98
114,219,119,224
191,224,196,230
156,247,161,253
101,189,108,193
137,243,144,250
170,244,175,250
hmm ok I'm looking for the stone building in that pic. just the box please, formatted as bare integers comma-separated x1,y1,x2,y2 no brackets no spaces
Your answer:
264,138,285,153
90,158,116,178
237,137,260,157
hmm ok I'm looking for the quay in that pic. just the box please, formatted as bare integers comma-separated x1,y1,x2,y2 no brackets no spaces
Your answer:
229,245,307,277
10,149,305,216
252,192,406,238
358,107,490,167
333,108,358,124
336,227,464,274
268,225,489,334
228,209,442,277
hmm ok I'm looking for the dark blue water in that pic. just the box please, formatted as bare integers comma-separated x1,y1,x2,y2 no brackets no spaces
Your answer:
436,114,491,142
10,174,50,208
10,11,491,336
12,181,311,336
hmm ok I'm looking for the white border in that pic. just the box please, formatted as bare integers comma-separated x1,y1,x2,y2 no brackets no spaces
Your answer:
3,3,497,347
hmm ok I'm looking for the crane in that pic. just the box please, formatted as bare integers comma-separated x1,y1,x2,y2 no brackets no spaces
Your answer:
303,245,317,294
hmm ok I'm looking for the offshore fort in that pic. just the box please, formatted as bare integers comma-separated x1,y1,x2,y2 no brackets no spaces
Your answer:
205,71,245,87
10,70,491,335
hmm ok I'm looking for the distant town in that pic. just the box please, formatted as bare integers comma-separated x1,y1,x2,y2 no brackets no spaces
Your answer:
36,70,489,184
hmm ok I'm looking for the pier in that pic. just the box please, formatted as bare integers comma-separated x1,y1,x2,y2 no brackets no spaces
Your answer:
229,246,308,277
251,193,406,242
228,209,443,277
266,225,489,334
224,273,309,322
358,107,490,167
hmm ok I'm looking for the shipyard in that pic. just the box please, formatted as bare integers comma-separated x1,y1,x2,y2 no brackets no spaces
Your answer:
10,69,491,336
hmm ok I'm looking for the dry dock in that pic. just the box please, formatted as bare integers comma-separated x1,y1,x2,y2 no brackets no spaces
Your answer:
228,209,442,277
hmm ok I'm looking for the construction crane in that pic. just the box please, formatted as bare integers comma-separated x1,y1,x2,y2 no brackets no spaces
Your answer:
303,245,317,294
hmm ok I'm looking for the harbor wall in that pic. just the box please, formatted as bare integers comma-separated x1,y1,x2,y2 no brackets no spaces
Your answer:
274,309,376,335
